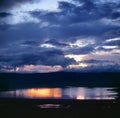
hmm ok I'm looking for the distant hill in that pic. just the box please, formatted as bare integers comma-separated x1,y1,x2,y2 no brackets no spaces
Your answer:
0,72,120,91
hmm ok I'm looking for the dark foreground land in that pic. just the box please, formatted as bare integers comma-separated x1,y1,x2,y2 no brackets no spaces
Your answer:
0,72,120,118
0,98,120,118
0,72,120,90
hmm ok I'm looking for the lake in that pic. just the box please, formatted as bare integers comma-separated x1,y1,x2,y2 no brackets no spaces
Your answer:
0,87,118,100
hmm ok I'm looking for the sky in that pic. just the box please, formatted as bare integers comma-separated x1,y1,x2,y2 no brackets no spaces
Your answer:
0,0,120,73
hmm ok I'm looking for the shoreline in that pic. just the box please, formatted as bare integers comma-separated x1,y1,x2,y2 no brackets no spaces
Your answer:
0,98,120,118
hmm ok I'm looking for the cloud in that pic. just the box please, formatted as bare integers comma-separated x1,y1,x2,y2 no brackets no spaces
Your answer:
80,59,112,64
16,65,63,73
45,39,69,47
0,0,120,72
21,40,39,47
0,12,11,18
66,46,94,55
0,22,46,48
21,50,76,67
110,11,120,19
105,40,120,47
1,0,120,39
0,0,35,11
30,0,120,40
43,0,119,23
66,64,120,72
0,46,76,71
94,37,120,53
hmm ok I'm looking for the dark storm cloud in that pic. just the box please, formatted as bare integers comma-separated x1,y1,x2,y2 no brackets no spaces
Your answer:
0,23,11,31
0,40,76,68
45,39,69,47
21,51,76,67
30,0,120,40
80,59,113,64
31,0,120,23
0,23,46,48
0,12,11,18
0,0,120,72
0,0,35,11
0,55,12,62
42,38,94,55
0,0,120,42
32,1,96,24
72,58,120,72
103,28,120,39
21,40,39,46
104,40,120,47
0,46,76,68
67,46,94,54
110,11,120,19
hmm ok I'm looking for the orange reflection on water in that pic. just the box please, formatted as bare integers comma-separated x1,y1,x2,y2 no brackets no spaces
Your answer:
27,88,62,98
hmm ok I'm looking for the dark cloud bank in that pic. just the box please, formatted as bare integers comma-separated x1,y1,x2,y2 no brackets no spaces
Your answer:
0,0,120,72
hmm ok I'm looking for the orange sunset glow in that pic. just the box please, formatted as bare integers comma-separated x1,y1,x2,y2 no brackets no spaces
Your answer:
15,65,62,73
27,88,62,98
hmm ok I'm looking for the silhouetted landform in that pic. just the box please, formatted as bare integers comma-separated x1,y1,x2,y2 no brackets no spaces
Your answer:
0,98,120,118
0,72,120,118
0,72,120,91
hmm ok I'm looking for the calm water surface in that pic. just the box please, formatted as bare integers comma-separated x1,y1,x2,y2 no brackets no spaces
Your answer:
0,87,117,100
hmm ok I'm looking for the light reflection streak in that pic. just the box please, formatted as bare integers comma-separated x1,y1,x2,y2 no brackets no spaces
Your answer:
0,87,117,100
27,88,61,98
